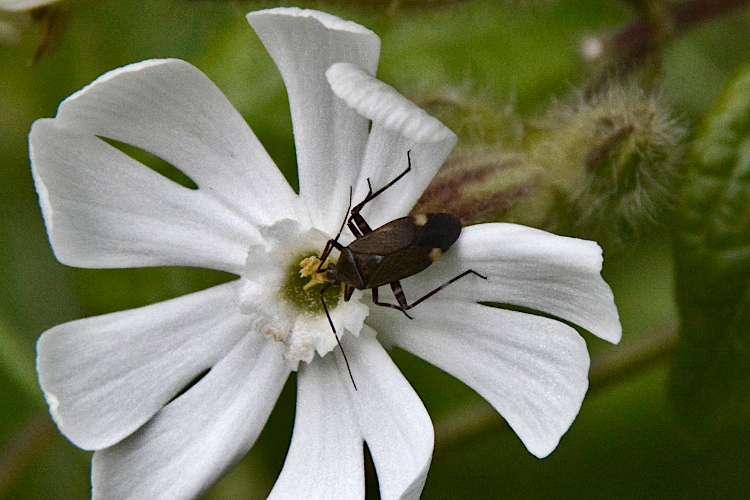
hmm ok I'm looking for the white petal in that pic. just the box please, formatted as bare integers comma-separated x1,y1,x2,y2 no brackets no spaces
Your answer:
37,281,252,450
0,0,59,10
51,58,299,227
395,223,622,343
30,119,256,274
347,328,433,500
269,350,363,499
247,8,381,234
327,62,457,226
91,331,289,500
270,329,432,500
372,301,589,458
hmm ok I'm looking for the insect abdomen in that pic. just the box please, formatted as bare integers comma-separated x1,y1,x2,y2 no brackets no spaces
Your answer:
413,213,461,251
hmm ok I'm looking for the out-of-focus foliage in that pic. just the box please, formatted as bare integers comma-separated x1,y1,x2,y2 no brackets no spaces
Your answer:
2,0,750,498
671,64,750,436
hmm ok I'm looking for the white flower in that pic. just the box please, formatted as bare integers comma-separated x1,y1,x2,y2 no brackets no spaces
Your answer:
1,0,59,7
30,7,621,500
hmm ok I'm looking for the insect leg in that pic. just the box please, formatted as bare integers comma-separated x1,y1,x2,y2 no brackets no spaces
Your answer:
371,284,413,319
317,238,347,272
371,270,487,315
349,150,413,237
347,217,367,238
404,270,487,310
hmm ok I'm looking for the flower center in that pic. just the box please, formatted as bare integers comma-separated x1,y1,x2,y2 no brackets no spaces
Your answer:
238,219,369,367
279,254,342,315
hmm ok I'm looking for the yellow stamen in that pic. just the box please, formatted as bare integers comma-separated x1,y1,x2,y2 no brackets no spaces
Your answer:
299,255,329,291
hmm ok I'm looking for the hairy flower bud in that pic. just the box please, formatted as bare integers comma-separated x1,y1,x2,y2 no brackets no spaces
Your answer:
410,86,558,227
412,150,554,228
414,78,684,245
412,85,523,151
526,79,685,242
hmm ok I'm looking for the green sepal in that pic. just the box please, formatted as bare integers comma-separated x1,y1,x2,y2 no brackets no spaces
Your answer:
670,64,750,435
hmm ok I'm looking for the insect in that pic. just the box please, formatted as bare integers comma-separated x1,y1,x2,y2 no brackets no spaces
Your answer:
317,151,486,386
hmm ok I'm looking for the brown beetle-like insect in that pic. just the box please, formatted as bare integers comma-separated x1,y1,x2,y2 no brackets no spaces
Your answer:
317,152,486,386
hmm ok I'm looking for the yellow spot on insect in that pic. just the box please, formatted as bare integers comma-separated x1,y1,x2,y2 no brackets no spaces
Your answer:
428,248,444,261
299,255,329,290
414,214,428,226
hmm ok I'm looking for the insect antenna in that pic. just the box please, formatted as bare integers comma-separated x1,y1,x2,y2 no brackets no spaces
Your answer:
320,283,358,390
316,187,353,273
353,150,413,213
332,187,353,244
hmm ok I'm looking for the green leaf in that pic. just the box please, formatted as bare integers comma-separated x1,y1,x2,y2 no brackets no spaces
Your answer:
0,315,43,405
671,64,750,434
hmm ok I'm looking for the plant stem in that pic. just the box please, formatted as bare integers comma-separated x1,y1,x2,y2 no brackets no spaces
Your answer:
611,0,750,64
0,414,56,497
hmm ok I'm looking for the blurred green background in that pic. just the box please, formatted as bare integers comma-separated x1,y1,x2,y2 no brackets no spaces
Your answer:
2,0,750,498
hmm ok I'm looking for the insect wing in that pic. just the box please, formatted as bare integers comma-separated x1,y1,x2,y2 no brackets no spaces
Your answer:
333,249,367,290
347,217,420,255
349,214,462,288
361,246,434,288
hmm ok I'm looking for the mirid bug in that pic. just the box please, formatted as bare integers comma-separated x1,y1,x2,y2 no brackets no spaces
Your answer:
316,152,486,386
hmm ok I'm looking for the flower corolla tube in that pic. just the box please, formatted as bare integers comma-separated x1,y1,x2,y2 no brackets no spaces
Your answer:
29,7,621,499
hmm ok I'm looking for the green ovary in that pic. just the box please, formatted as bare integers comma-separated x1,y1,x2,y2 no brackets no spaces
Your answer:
280,253,342,316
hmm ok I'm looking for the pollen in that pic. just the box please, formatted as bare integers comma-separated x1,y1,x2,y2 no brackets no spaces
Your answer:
414,214,429,226
299,255,328,291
